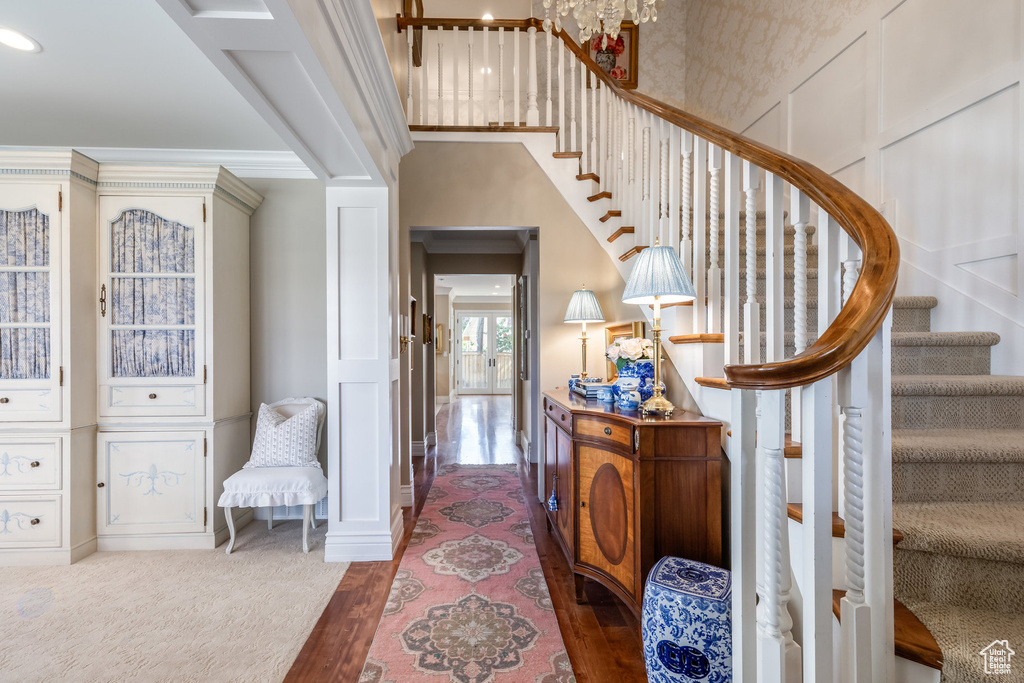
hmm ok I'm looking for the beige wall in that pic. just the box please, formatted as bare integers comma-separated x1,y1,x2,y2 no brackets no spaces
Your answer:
400,141,697,417
247,178,328,467
435,291,451,398
410,241,428,445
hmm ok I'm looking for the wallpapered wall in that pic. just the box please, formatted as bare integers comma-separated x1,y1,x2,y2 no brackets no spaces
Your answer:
683,0,873,126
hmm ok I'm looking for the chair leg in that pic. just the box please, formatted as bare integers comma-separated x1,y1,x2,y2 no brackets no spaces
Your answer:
268,507,273,531
302,505,311,553
310,513,317,530
224,507,236,554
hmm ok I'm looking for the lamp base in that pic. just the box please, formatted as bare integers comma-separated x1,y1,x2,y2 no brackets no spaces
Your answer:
641,394,675,418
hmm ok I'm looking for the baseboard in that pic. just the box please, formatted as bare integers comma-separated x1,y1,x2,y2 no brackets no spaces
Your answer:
425,432,436,447
70,536,98,563
412,441,425,457
519,431,532,462
436,396,449,406
98,533,219,551
401,484,415,507
324,507,404,562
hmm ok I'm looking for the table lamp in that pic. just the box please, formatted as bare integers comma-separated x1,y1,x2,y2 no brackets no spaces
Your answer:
564,285,605,379
621,239,695,416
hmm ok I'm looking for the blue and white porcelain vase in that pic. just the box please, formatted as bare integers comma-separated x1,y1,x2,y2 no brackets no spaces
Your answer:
615,360,661,403
642,556,732,682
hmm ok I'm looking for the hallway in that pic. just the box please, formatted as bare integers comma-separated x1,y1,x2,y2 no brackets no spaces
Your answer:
286,396,647,682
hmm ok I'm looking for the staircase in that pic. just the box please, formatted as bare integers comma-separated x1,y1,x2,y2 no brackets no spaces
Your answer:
398,13,903,682
889,296,1024,682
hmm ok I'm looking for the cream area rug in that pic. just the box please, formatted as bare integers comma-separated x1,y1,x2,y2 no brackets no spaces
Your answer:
0,520,347,682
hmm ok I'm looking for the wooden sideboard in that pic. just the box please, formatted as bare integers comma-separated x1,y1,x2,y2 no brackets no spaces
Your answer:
542,388,724,618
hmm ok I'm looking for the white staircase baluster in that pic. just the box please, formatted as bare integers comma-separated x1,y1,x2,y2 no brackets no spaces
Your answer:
569,46,576,152
801,377,835,682
514,27,520,125
743,162,761,363
545,28,552,127
580,60,588,173
756,389,790,682
731,388,758,683
723,152,740,365
627,111,635,233
558,40,565,151
708,145,722,333
406,27,414,122
452,28,459,126
659,122,670,245
692,137,707,334
668,125,681,254
590,68,598,175
421,27,430,124
437,35,443,125
526,26,538,126
791,189,810,444
497,28,505,126
681,132,693,278
765,173,784,362
483,27,490,126
468,27,475,126
818,210,841,334
643,122,651,245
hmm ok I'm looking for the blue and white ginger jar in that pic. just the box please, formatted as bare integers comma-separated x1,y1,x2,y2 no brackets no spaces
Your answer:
642,556,732,682
614,359,664,403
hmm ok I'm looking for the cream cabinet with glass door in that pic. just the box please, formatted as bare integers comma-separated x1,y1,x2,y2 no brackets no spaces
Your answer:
0,151,98,566
95,166,260,551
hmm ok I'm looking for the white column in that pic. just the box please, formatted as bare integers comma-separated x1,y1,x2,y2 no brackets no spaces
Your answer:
325,186,402,562
526,26,539,126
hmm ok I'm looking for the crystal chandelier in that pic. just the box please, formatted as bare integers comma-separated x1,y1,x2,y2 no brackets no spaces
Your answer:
542,0,661,44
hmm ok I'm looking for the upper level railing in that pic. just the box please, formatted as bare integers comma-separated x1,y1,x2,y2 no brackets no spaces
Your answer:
398,15,898,682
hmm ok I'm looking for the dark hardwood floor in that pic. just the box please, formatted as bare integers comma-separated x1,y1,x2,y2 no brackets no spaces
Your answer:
286,396,648,682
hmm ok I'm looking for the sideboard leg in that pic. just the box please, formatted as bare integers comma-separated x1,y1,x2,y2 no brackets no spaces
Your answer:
574,573,588,604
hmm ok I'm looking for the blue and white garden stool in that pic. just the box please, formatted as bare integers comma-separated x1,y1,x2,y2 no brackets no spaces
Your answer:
642,556,732,682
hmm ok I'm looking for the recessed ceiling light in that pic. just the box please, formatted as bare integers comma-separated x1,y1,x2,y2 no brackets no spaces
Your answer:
0,27,41,53
494,285,501,288
482,13,494,20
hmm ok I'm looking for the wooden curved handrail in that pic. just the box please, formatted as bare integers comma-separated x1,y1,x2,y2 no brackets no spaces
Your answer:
401,17,900,390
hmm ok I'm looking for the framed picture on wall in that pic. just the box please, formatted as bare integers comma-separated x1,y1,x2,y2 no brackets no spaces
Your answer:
518,275,529,380
588,22,638,90
604,321,646,380
423,314,433,344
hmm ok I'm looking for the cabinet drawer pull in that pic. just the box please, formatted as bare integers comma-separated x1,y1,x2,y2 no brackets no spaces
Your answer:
603,427,612,436
30,518,40,525
0,397,8,404
149,393,157,399
97,482,105,488
560,414,566,421
30,460,40,468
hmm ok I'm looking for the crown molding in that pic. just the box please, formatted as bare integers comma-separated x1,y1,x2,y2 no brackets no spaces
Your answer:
76,148,314,180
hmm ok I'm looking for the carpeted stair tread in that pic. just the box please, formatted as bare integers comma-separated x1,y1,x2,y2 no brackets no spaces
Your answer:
893,296,938,309
898,600,1024,682
892,502,1024,564
893,429,1024,464
892,375,1024,396
891,331,1001,347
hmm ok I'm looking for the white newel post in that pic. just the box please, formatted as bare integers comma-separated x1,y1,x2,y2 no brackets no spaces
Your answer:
756,389,788,682
732,388,758,683
526,26,539,126
325,186,402,562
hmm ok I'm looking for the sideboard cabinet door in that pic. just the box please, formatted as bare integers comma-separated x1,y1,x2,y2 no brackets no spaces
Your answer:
576,444,636,599
96,431,206,536
555,426,573,546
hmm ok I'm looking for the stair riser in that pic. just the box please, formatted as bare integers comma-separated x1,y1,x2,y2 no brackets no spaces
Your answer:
893,308,931,333
894,462,1024,503
895,548,1024,615
892,345,992,376
892,395,1024,430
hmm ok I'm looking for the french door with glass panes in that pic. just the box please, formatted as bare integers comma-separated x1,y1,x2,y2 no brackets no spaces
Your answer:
98,196,206,418
456,312,513,395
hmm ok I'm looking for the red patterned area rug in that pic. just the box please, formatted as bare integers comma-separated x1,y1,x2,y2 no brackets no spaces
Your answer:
360,464,576,683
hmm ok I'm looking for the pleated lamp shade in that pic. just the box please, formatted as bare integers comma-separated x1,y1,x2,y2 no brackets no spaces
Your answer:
621,244,696,305
563,288,605,323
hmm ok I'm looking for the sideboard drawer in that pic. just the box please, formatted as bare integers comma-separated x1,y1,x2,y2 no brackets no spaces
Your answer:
575,415,634,452
103,384,205,416
0,495,61,548
0,438,61,490
544,399,571,430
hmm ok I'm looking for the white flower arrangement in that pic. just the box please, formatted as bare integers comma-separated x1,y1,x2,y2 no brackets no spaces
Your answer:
605,336,654,370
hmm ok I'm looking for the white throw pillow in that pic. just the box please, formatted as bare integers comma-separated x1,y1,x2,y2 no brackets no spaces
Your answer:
244,402,321,469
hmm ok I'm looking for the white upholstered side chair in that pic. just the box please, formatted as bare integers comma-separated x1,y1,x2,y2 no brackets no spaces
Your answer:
219,397,327,554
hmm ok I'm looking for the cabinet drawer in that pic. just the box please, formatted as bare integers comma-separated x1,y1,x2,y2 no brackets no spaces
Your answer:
0,388,58,420
103,385,204,416
544,399,571,430
575,415,634,452
0,495,61,548
0,438,61,490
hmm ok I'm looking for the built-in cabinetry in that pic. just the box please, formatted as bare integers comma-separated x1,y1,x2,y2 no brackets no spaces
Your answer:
542,388,724,617
0,154,262,563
